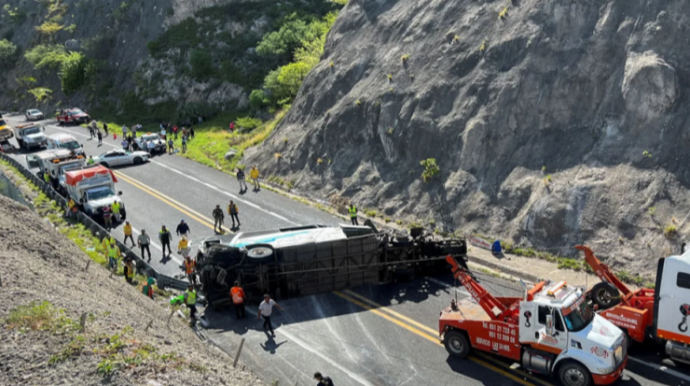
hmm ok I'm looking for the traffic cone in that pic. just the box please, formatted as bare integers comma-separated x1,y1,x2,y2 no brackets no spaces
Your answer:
113,133,117,140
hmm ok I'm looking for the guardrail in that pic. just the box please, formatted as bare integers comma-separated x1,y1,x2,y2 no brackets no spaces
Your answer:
0,152,188,291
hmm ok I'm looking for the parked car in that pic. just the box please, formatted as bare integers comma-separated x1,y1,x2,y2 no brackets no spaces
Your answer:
56,108,90,125
92,149,150,167
25,109,44,121
134,133,166,153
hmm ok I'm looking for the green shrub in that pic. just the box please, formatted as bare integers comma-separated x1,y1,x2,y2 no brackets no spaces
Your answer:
189,49,214,80
59,52,87,95
4,301,79,333
0,39,17,67
648,207,656,216
236,116,263,132
220,60,244,85
664,224,678,239
27,87,53,103
24,44,67,70
249,89,269,110
420,158,440,182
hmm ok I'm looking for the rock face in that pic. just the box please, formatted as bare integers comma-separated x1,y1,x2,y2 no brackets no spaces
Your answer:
246,0,690,273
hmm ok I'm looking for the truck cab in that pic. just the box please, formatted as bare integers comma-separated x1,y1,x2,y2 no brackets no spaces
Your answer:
27,149,78,184
0,117,13,142
63,165,124,219
656,251,690,362
46,133,84,156
13,123,47,150
440,256,627,386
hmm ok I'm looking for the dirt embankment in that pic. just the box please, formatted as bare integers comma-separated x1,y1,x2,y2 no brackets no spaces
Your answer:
0,194,262,386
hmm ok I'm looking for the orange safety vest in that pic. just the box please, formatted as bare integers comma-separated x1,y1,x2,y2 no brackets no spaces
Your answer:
184,259,195,274
230,287,245,304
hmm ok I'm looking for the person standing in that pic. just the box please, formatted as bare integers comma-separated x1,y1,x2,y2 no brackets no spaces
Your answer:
230,281,246,319
147,140,155,156
181,134,187,154
184,255,197,285
138,229,152,262
250,166,260,191
123,221,135,247
159,225,172,258
122,125,127,138
111,200,122,223
236,168,247,192
87,155,95,165
257,294,283,337
131,124,138,138
142,277,155,299
107,239,121,271
103,206,113,230
190,126,195,140
103,122,109,136
88,123,95,139
184,285,198,321
229,122,235,132
348,204,358,226
176,219,190,239
172,125,178,140
228,200,240,228
66,198,77,218
123,259,135,284
212,205,224,232
167,138,174,154
97,130,103,146
314,373,335,386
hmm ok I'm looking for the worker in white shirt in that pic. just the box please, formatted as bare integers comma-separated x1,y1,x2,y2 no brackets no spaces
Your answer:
257,294,283,337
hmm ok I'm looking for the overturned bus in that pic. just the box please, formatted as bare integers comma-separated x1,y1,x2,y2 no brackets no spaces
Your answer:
196,223,467,309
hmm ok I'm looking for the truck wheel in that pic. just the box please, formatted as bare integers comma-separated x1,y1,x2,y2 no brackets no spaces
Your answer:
591,282,621,310
444,330,470,358
558,361,592,386
245,244,275,264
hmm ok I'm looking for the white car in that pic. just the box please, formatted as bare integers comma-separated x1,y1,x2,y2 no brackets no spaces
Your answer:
93,149,150,167
134,133,166,153
25,109,44,121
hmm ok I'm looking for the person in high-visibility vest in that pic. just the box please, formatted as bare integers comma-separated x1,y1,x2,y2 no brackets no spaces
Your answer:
230,281,246,319
123,259,135,284
87,156,95,165
183,285,198,321
228,200,240,229
250,166,260,191
107,240,121,271
111,200,121,223
66,198,77,218
183,255,196,285
178,235,189,256
123,221,134,247
142,277,155,299
43,171,50,184
348,204,358,225
102,235,115,260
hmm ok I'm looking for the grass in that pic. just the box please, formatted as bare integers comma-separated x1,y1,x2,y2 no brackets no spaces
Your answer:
664,224,678,239
4,301,80,333
400,54,410,62
387,74,393,82
648,206,656,216
498,7,508,20
643,151,652,158
329,61,334,67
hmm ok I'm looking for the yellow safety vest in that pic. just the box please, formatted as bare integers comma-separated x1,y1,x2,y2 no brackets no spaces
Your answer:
111,201,120,214
185,290,197,305
349,206,357,218
68,200,75,209
125,264,134,278
123,224,132,235
102,237,114,249
108,245,120,258
44,173,50,182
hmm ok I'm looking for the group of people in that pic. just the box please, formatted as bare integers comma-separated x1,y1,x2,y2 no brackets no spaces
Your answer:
236,166,261,193
159,122,195,155
212,200,242,232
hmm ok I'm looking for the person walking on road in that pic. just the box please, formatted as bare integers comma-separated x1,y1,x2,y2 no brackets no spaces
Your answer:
123,258,135,284
184,255,197,285
314,372,335,386
107,239,121,272
236,168,247,192
348,204,358,225
230,281,246,319
250,166,260,191
213,205,224,233
97,130,103,146
159,225,172,259
257,294,283,337
138,229,151,262
103,206,113,230
123,221,135,247
176,219,190,239
184,285,198,322
103,122,109,136
228,200,240,229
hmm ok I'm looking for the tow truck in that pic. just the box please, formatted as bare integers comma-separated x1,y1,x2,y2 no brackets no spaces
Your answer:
26,149,84,192
577,245,690,364
440,256,627,386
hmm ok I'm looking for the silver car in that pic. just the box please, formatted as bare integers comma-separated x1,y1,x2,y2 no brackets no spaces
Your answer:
93,149,150,167
25,109,44,121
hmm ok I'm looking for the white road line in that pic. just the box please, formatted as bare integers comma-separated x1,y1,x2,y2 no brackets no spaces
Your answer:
50,125,299,225
627,356,690,383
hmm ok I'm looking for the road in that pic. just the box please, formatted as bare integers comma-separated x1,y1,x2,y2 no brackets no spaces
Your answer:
3,114,689,386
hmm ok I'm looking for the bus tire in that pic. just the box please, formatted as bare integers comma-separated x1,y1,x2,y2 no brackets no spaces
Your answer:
245,244,275,264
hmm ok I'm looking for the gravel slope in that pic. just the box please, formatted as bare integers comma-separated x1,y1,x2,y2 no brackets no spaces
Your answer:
0,194,262,386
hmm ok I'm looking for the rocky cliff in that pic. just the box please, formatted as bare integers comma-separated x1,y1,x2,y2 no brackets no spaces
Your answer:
245,0,690,273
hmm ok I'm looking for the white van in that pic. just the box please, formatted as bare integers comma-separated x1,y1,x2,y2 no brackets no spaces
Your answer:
46,133,84,155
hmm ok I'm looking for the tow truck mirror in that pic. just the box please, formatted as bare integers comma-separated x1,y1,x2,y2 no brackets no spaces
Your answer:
546,314,555,336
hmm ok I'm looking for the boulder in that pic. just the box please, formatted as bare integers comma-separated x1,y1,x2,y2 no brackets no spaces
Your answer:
224,150,237,160
622,51,679,119
64,39,81,52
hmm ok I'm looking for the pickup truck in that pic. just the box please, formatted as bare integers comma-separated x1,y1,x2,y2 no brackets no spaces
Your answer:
56,108,90,125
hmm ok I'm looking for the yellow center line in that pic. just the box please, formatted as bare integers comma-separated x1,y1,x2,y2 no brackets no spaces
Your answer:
335,290,554,386
113,170,230,233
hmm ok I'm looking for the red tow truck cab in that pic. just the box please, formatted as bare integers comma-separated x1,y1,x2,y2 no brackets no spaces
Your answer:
57,108,90,125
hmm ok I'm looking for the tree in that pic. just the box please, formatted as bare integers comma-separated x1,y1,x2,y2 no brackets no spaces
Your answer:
27,87,53,103
189,49,213,80
35,22,64,41
59,52,86,95
0,39,17,68
24,44,67,70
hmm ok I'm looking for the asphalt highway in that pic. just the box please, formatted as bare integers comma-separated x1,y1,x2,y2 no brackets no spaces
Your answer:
3,114,689,386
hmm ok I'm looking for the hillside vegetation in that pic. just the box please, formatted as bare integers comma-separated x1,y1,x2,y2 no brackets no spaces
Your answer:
245,0,690,274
